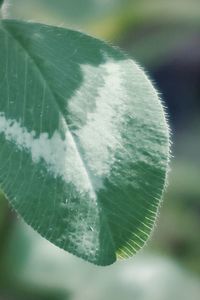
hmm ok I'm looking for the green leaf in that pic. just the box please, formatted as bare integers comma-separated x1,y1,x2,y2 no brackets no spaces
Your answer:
0,19,170,265
0,0,4,9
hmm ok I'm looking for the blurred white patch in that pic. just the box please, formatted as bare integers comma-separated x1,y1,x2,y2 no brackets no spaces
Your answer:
1,0,11,18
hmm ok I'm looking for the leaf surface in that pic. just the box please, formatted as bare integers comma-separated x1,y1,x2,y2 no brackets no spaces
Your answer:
0,19,170,265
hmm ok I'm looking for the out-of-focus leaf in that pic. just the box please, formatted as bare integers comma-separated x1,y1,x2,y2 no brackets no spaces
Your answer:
6,221,200,300
8,0,131,27
0,0,4,8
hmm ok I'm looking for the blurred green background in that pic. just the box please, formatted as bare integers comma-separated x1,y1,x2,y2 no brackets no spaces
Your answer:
0,0,200,299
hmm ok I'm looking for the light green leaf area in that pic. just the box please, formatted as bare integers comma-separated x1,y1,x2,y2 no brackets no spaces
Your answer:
0,19,169,265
